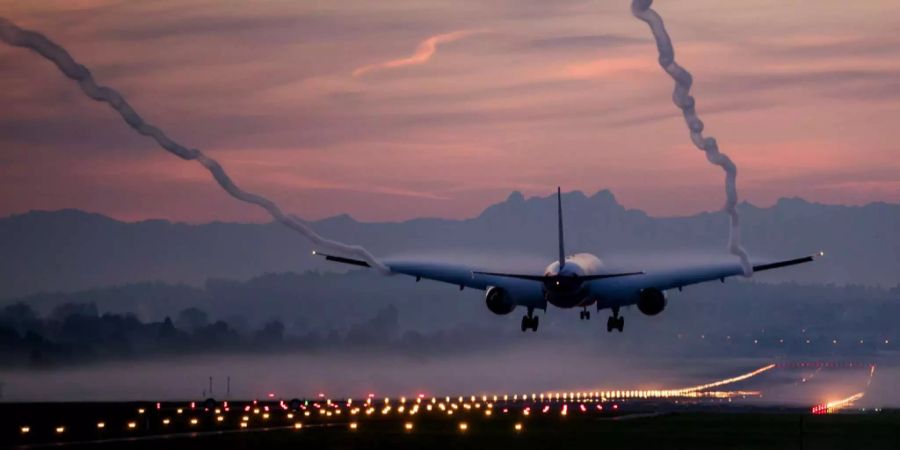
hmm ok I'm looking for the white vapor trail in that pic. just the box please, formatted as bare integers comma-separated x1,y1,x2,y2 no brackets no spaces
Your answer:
0,17,389,273
630,0,753,276
352,29,485,77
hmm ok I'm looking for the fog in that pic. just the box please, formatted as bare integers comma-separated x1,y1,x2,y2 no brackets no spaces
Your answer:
3,344,895,409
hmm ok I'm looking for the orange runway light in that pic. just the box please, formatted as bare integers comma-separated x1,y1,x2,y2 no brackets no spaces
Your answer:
349,422,358,430
127,422,137,429
404,422,414,431
55,426,65,434
458,422,468,432
294,422,303,430
514,423,523,432
97,422,105,429
20,426,30,434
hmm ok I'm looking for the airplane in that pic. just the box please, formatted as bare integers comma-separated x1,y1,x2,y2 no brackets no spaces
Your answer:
314,188,819,333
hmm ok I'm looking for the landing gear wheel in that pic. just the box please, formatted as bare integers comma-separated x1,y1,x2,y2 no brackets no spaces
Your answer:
607,316,624,332
584,311,590,320
521,315,539,332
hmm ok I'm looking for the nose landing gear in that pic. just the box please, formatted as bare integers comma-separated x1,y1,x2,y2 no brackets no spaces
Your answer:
579,308,591,320
606,306,624,332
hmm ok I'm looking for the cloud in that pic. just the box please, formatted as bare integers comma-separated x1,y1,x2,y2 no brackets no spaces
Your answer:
352,29,487,77
522,34,643,51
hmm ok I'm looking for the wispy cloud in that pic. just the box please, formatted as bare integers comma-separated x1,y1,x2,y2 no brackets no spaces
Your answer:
352,29,487,77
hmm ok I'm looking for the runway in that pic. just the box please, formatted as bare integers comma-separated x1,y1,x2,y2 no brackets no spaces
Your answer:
2,362,887,449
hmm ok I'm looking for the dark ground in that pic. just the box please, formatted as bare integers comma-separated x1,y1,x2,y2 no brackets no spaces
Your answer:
2,401,898,450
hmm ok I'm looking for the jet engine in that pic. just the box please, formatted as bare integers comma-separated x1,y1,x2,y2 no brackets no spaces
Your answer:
637,288,666,316
485,287,516,315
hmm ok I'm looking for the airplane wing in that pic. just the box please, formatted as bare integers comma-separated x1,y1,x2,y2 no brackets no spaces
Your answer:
588,252,821,298
312,251,500,290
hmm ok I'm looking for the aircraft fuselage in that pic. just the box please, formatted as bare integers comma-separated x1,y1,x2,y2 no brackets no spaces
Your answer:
542,253,604,308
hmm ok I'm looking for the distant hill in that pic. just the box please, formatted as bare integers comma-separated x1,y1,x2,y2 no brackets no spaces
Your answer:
1,190,898,298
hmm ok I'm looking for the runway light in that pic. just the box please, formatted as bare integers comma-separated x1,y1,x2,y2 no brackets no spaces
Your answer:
97,422,106,429
294,422,303,430
55,426,65,434
162,418,171,425
458,422,468,432
287,413,294,419
485,409,492,417
240,422,248,429
190,418,199,426
217,416,224,422
177,408,184,414
514,423,523,432
404,422,414,431
20,426,30,434
138,408,145,414
262,413,270,419
349,422,358,430
242,416,249,422
128,422,137,429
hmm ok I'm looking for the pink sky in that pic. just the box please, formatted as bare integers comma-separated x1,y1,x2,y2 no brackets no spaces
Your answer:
1,0,899,223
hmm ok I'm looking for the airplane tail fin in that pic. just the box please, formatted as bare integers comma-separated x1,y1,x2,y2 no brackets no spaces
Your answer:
557,186,566,270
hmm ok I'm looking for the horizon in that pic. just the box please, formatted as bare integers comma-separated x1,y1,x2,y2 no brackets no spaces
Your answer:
4,188,894,226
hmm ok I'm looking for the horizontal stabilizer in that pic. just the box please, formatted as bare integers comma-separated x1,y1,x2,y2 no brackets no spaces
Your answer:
472,271,643,282
752,253,821,272
312,251,371,268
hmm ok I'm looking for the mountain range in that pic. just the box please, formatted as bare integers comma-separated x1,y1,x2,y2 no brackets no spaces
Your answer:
1,190,898,298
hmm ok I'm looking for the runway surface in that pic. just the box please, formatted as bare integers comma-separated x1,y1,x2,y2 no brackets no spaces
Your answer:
3,362,892,449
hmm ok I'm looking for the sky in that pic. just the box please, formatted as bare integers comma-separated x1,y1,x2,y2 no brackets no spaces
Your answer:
1,0,899,223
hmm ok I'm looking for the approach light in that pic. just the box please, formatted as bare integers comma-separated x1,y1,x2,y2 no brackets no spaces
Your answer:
458,422,468,432
128,422,137,429
514,423,523,432
349,422,358,430
97,422,106,429
55,426,65,434
20,426,30,434
294,422,303,430
404,422,414,431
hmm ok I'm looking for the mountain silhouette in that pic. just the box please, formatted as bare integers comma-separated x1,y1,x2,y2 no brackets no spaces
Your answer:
1,190,898,298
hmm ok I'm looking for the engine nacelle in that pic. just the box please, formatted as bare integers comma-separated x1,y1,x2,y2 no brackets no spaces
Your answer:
637,288,667,316
485,287,516,315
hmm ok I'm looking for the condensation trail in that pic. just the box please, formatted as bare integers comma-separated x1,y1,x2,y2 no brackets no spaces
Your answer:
0,17,389,273
630,0,752,275
352,29,485,77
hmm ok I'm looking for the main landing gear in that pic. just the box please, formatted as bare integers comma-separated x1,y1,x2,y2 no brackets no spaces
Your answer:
579,307,591,320
521,307,539,332
606,306,624,333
